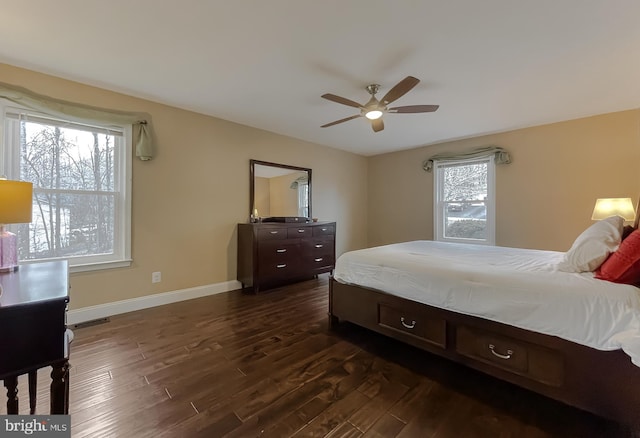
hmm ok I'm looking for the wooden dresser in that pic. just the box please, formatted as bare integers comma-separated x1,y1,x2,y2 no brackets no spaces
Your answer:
237,221,336,293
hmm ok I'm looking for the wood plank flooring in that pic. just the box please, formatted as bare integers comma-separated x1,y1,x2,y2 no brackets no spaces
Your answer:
3,274,638,437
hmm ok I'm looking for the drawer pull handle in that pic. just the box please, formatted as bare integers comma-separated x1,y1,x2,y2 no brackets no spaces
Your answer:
321,228,327,231
276,264,287,268
400,317,416,329
488,344,513,360
276,249,287,253
269,231,279,234
314,257,323,262
297,229,305,233
315,244,323,248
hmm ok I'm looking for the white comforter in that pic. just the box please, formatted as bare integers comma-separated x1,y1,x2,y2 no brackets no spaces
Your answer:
334,240,640,367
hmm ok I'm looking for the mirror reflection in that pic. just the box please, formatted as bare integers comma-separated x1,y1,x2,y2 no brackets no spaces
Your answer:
251,160,311,219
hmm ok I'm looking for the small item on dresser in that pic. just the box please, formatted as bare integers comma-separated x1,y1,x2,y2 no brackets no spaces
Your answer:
312,218,319,222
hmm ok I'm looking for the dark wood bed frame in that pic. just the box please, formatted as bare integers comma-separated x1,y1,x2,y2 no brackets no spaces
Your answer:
329,277,640,425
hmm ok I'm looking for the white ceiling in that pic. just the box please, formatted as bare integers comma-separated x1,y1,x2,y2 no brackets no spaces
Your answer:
1,1,639,156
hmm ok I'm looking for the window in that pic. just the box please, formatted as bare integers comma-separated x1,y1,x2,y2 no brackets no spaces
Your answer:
1,106,132,272
434,157,495,245
297,182,309,217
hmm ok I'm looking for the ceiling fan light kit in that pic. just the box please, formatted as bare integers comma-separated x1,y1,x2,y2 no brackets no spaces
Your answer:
365,109,383,120
321,76,439,132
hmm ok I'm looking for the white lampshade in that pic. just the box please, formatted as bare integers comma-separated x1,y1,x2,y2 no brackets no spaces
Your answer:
591,198,636,221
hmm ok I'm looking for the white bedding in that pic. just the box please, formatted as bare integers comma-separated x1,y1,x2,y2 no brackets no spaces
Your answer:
334,240,640,367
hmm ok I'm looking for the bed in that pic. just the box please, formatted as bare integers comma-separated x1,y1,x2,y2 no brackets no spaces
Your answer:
329,234,640,425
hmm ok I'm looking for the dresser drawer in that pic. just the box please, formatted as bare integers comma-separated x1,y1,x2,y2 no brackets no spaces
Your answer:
305,237,334,253
306,253,335,272
258,255,301,278
313,224,335,237
378,303,446,349
456,325,564,387
288,226,312,238
257,228,288,240
259,240,299,259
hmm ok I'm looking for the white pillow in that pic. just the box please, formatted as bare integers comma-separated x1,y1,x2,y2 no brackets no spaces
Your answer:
557,215,623,273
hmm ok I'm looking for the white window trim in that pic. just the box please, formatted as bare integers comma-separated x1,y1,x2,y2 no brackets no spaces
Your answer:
433,156,496,246
0,103,132,273
297,182,309,217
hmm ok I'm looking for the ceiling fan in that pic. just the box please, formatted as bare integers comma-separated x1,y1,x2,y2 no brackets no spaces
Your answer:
321,76,439,132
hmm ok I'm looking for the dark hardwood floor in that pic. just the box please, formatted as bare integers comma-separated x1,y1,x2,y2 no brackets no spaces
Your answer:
4,274,638,437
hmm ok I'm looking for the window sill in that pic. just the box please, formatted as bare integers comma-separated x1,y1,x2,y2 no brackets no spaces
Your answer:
439,238,495,246
20,259,133,274
69,259,133,273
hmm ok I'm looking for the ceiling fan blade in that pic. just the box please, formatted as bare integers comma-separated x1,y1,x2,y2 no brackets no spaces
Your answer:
321,93,364,109
371,118,384,132
321,114,361,128
388,104,439,113
380,76,420,105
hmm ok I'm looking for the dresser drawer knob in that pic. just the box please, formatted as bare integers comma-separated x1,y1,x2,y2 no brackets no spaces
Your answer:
400,317,416,329
276,249,287,253
315,244,323,248
276,264,287,268
270,231,279,234
314,257,323,262
321,228,327,231
488,344,513,360
297,229,305,233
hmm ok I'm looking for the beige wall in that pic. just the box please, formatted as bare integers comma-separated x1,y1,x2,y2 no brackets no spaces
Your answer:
5,61,638,311
269,172,305,217
0,63,368,310
254,177,270,217
368,109,640,251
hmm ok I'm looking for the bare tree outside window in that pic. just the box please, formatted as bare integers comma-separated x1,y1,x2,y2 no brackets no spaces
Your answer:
435,158,495,244
16,119,117,261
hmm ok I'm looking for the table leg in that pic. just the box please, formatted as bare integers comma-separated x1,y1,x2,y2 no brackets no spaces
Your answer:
50,360,70,414
4,376,19,414
28,370,37,414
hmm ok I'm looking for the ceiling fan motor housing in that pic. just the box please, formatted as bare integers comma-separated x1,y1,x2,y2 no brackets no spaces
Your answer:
321,76,438,131
363,88,384,119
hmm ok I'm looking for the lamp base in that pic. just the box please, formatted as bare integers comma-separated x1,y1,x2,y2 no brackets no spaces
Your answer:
0,226,19,272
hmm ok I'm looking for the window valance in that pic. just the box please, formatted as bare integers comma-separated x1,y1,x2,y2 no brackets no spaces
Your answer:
0,82,154,161
422,146,511,172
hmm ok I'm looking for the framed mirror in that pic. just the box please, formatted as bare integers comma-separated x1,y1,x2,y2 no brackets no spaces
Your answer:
250,159,312,221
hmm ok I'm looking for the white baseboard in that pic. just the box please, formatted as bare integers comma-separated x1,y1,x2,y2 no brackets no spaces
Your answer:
67,279,242,325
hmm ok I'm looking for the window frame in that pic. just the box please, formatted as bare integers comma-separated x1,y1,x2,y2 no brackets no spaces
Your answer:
433,156,496,245
297,182,309,217
0,103,133,273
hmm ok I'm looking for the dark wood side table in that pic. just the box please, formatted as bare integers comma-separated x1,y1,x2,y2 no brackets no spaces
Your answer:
0,260,70,414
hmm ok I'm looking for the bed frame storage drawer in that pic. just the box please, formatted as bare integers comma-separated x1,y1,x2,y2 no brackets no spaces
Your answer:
329,278,640,425
456,325,564,387
378,303,446,349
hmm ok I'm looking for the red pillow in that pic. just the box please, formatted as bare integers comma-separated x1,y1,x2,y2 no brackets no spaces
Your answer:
596,229,640,285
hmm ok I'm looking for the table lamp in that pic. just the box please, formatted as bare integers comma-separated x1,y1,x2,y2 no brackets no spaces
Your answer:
0,179,33,272
591,198,636,221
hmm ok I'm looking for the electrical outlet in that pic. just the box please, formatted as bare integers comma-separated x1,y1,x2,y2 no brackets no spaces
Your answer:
152,271,161,283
